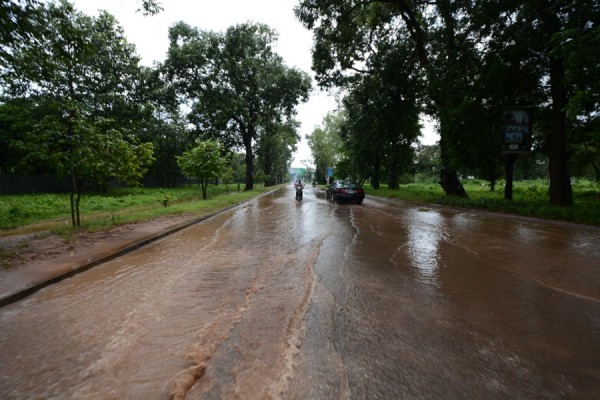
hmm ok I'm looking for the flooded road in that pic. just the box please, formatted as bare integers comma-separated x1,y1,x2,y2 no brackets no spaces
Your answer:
0,186,598,399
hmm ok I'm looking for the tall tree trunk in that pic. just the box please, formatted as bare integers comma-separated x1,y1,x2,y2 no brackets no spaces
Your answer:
547,62,572,205
537,1,573,205
371,150,381,189
436,2,468,198
201,178,208,199
69,192,75,227
263,149,274,187
70,165,77,226
243,129,254,191
388,157,399,189
438,129,468,197
592,159,600,182
75,183,81,227
439,168,468,198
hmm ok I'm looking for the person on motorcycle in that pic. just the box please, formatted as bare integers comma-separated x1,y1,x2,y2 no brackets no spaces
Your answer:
294,180,304,201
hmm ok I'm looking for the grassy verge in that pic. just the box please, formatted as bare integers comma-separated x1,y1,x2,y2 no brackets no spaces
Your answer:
2,179,599,232
364,179,600,226
0,183,278,234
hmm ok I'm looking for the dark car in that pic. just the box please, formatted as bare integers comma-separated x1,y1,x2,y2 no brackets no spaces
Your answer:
326,180,365,204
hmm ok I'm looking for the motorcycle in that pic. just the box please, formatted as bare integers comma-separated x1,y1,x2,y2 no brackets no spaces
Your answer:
295,185,304,201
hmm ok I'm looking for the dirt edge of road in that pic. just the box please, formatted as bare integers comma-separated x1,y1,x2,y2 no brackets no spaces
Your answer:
0,186,294,308
0,213,217,307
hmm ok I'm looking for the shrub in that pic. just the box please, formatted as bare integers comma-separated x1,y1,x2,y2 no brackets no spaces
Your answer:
158,193,174,207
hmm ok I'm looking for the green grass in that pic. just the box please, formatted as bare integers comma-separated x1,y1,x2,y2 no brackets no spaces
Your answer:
0,183,275,233
2,179,599,233
365,179,600,226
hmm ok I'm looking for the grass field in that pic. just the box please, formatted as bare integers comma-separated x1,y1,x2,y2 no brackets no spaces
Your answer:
0,183,274,232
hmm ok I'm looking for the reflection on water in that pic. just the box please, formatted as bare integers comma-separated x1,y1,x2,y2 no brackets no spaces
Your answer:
405,209,443,286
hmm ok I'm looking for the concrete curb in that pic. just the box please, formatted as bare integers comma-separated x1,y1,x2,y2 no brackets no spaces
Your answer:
0,187,282,308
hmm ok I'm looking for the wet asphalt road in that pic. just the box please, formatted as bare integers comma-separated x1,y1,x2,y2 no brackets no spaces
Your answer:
0,186,598,399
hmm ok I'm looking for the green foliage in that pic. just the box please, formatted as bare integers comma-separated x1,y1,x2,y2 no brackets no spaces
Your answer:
306,111,344,184
225,152,247,184
0,193,68,228
177,140,226,200
138,0,163,16
256,119,301,186
0,1,156,225
296,0,600,204
221,167,234,194
157,192,174,207
0,185,279,232
0,185,228,229
164,21,311,190
0,0,44,62
142,113,190,186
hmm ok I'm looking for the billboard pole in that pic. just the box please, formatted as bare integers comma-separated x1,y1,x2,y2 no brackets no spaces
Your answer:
504,154,518,200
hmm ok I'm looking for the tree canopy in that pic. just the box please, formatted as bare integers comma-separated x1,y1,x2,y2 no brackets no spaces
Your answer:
177,140,225,199
164,21,311,190
307,111,344,184
296,0,600,205
2,1,310,207
1,0,155,225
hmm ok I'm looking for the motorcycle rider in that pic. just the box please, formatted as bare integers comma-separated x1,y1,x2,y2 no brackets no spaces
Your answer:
294,179,304,201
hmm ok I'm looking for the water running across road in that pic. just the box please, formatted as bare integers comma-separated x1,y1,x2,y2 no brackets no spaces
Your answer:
0,186,598,398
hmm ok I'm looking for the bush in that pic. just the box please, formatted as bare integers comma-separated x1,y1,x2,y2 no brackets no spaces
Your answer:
157,193,174,207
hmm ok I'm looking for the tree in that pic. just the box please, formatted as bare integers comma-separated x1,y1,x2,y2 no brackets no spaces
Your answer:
256,119,300,186
0,0,44,63
0,1,154,225
164,21,311,191
221,166,235,193
135,66,194,187
226,152,247,187
338,34,423,188
138,0,163,15
297,0,599,205
570,121,600,181
177,140,226,199
0,98,39,174
295,0,471,196
413,143,441,181
472,0,582,205
142,112,190,187
307,111,345,184
560,2,600,181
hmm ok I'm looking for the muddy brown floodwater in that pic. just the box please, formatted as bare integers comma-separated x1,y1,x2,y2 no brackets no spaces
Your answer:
0,187,598,399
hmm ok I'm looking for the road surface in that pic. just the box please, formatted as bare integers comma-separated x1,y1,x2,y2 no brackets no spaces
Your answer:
1,186,598,399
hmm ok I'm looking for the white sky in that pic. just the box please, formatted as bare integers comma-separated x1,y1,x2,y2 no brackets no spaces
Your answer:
70,0,437,168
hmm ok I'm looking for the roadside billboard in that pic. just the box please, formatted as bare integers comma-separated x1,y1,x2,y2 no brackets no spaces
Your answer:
501,109,532,154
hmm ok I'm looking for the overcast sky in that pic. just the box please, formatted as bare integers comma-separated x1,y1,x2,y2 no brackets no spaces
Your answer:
70,0,436,167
